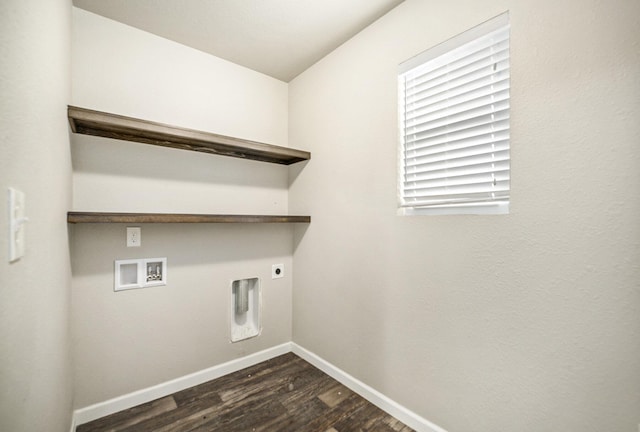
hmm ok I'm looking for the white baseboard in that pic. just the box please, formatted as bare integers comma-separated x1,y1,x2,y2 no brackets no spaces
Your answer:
291,343,447,432
72,342,446,432
72,343,290,428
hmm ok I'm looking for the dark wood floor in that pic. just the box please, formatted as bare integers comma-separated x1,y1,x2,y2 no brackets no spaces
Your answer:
76,353,415,432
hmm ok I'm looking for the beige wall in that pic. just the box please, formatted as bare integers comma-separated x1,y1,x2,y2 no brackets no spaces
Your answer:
289,1,640,431
71,223,293,408
0,1,74,431
71,7,289,215
70,8,293,408
3,2,637,429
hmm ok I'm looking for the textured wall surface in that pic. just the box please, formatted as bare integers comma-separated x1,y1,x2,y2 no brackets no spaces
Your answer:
289,0,640,431
0,1,74,431
70,8,294,408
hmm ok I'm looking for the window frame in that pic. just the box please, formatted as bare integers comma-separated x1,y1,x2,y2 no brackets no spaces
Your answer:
397,12,511,216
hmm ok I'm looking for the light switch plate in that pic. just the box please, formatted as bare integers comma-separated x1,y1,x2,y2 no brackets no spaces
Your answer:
8,188,27,262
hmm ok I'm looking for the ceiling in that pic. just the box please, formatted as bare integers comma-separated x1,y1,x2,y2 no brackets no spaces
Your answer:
73,0,405,82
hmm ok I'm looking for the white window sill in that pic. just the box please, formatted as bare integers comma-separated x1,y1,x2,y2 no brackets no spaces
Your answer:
398,202,509,216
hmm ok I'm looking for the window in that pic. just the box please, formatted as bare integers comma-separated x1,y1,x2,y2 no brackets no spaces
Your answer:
398,13,510,215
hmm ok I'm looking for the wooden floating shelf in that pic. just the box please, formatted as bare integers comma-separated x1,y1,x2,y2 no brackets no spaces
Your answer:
67,212,311,224
68,106,311,165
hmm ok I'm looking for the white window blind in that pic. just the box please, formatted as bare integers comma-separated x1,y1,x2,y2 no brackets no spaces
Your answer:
398,13,510,215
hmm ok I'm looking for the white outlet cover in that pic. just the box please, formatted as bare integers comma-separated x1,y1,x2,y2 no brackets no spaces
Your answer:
272,264,284,279
126,227,141,247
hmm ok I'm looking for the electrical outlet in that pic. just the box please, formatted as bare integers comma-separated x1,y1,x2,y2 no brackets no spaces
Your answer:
272,264,284,279
126,227,141,247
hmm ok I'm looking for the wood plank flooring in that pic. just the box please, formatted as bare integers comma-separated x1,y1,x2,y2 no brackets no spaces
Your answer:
76,353,414,432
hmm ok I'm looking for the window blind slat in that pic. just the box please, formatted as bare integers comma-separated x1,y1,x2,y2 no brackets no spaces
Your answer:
405,111,510,147
404,115,510,152
405,129,509,155
404,119,510,151
405,76,510,121
406,100,510,138
405,46,510,99
404,169,510,189
403,29,510,82
406,142,509,167
406,85,509,124
405,88,510,128
405,150,510,174
405,134,509,159
404,159,510,182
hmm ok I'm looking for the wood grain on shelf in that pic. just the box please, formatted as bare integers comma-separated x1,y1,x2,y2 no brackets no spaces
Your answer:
67,212,311,224
68,106,310,165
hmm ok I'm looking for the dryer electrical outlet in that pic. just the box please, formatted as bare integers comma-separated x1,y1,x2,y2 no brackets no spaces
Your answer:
272,264,284,279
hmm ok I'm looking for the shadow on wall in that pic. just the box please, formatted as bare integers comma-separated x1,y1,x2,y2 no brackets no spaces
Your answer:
68,223,295,277
71,134,288,188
